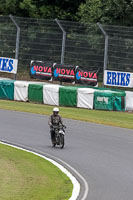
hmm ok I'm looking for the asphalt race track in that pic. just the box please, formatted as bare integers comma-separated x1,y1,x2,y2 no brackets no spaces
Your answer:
0,109,133,200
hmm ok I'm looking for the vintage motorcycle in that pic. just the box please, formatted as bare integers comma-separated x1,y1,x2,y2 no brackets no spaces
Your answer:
51,124,66,149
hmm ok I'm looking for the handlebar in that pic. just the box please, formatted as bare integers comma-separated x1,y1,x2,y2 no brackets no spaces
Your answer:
63,125,67,129
51,124,66,129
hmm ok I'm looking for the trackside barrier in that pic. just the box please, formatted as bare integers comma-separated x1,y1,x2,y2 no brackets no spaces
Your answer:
14,81,29,101
0,78,133,111
28,84,44,104
77,88,96,109
94,91,125,111
0,80,15,100
59,86,77,107
43,84,61,106
125,91,133,111
14,81,47,102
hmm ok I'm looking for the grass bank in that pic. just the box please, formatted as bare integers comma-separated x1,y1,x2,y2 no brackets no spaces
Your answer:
0,100,133,129
0,143,72,200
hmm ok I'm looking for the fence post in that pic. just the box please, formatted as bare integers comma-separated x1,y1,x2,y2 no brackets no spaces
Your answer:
97,22,108,86
9,14,20,80
55,19,66,65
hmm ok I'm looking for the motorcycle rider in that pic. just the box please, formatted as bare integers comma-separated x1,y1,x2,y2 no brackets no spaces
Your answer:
48,107,65,144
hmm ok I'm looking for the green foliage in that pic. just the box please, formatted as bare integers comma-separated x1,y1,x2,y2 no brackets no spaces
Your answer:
0,0,18,15
19,0,38,18
0,0,84,21
1,0,133,25
78,0,103,23
78,0,133,26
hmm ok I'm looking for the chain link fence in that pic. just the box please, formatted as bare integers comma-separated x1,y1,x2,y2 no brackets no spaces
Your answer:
0,15,133,81
103,24,133,73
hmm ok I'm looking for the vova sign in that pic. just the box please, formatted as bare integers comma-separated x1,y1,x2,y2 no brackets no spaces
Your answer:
104,70,133,88
0,57,18,74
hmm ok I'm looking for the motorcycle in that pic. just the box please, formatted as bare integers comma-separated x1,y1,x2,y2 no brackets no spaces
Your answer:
51,124,66,149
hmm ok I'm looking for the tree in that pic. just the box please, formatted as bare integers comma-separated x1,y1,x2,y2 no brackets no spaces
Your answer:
78,0,133,26
0,0,85,21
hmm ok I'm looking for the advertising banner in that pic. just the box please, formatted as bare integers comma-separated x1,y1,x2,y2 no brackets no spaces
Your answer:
0,57,18,74
30,60,99,85
53,63,75,82
104,70,133,88
75,66,99,86
30,60,53,80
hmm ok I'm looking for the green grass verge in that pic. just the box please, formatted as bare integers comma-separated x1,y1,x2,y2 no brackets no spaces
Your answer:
0,143,72,200
0,100,133,129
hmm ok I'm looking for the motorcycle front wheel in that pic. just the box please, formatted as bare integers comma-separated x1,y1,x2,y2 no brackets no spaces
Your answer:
52,138,56,147
60,134,64,149
52,142,56,147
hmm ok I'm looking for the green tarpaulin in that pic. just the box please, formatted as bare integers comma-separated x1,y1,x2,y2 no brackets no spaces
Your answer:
0,80,14,100
59,86,77,107
28,84,43,103
94,91,125,111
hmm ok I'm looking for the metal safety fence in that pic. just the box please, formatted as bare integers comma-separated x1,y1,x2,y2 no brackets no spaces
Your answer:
0,15,133,81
